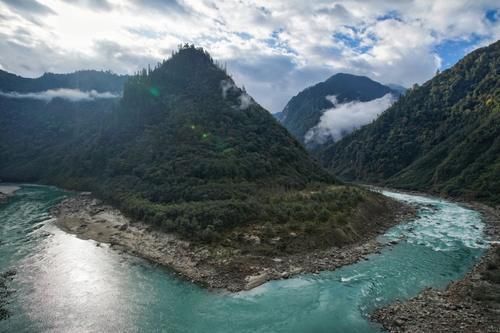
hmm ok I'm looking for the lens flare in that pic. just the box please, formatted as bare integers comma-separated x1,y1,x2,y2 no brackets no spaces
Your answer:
149,87,160,97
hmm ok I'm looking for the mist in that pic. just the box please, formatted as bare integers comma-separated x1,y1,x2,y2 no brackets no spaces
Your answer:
305,94,395,144
0,89,120,102
221,79,254,110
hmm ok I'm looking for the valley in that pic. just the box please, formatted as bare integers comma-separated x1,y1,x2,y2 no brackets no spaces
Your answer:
0,1,498,329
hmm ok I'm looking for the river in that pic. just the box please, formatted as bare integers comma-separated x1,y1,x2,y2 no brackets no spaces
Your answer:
0,185,488,332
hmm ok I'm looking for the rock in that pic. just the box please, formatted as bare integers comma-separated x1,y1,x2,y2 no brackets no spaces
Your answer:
243,234,261,245
290,266,303,274
1,270,16,279
272,258,283,263
280,271,290,279
289,232,297,237
245,272,269,290
394,318,406,327
118,224,128,231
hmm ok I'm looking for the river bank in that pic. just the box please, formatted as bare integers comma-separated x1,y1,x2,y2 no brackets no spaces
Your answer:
52,192,415,291
0,185,20,203
371,201,500,333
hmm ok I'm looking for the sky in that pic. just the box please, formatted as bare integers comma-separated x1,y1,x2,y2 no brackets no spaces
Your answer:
0,0,498,113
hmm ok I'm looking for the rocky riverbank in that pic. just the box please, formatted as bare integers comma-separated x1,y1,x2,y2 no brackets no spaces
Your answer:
0,185,20,203
52,192,415,291
0,270,16,321
371,202,500,333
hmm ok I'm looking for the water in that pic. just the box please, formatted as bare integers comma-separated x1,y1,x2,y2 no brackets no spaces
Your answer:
0,185,488,332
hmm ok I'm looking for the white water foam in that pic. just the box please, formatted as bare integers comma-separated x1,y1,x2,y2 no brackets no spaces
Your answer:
381,191,488,251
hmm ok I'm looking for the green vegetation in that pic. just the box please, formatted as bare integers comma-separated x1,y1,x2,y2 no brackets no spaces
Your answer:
222,186,393,255
0,69,127,93
0,45,388,242
280,73,397,144
323,40,500,205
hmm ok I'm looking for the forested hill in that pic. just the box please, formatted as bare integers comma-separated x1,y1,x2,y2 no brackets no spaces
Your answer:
323,40,500,205
279,73,398,143
0,69,128,93
3,45,390,244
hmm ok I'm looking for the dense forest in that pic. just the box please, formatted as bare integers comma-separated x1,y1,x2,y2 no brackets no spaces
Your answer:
279,73,398,144
0,69,128,93
0,45,389,244
323,40,500,205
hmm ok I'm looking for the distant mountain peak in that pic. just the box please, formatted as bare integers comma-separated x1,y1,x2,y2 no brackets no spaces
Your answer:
279,72,399,144
325,39,500,205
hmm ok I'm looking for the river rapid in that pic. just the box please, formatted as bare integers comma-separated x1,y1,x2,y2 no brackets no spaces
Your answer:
0,185,488,332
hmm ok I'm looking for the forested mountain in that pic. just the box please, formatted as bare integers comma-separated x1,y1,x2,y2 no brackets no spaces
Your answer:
386,84,407,95
279,73,398,144
0,69,128,93
323,40,500,205
1,45,392,244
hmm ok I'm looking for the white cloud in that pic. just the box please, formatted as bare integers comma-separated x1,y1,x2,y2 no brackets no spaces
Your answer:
0,0,498,112
0,88,120,101
305,93,396,144
220,79,255,109
238,92,254,110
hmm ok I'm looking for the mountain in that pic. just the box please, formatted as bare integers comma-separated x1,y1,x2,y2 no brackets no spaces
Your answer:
386,83,407,95
323,40,500,205
279,73,399,144
272,111,284,121
1,45,395,246
0,69,128,93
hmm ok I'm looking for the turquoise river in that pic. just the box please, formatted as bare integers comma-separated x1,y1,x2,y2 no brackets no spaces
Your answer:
0,185,489,332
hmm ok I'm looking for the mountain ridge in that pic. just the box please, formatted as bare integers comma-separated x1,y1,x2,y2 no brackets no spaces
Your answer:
1,45,395,248
323,40,500,205
279,73,399,144
0,69,128,93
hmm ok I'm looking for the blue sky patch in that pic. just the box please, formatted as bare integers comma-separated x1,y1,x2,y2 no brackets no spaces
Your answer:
434,35,483,69
485,9,498,23
377,10,402,22
333,30,371,53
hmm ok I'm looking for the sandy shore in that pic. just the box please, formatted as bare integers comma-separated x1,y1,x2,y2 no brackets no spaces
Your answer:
52,193,414,291
371,202,500,333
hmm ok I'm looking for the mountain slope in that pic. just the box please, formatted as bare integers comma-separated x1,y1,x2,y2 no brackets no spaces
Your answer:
0,69,128,93
323,40,500,205
280,73,397,143
1,45,397,247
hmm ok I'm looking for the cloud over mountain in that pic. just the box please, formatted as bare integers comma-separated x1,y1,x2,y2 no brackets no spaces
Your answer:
305,94,395,144
0,0,498,112
0,89,120,101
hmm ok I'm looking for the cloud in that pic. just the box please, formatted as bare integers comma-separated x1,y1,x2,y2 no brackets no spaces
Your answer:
0,0,498,113
130,0,187,14
238,92,254,110
220,79,255,110
0,89,120,101
60,0,113,11
0,0,54,16
305,93,396,144
220,79,236,99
